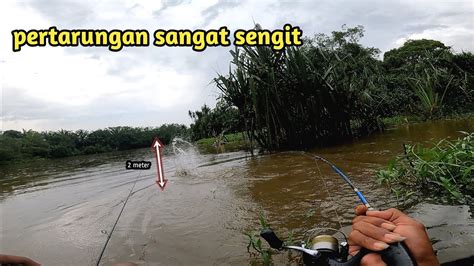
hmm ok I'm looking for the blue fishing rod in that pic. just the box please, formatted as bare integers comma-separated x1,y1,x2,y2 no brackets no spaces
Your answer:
259,152,415,266
311,155,374,211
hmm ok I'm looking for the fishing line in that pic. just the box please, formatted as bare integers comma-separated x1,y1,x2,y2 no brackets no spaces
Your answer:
109,183,151,209
302,152,374,210
96,172,142,266
109,182,155,208
300,151,375,230
130,182,156,196
311,154,344,230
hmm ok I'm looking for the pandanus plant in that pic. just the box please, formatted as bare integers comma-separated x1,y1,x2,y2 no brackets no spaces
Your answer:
214,34,384,151
408,66,453,120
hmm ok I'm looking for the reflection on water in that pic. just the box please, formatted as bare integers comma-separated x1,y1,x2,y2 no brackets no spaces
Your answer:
0,118,473,265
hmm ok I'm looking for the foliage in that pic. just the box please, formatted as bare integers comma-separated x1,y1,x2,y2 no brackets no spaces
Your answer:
381,40,473,117
246,212,298,265
407,66,453,119
446,51,474,113
452,52,474,73
195,132,249,153
377,133,474,203
212,26,473,151
383,39,452,70
0,124,188,163
246,212,272,266
215,25,384,151
188,99,241,141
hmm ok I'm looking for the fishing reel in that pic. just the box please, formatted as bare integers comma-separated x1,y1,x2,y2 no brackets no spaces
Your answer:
260,228,415,266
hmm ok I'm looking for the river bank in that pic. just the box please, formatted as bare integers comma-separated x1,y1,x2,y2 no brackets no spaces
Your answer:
381,112,474,127
194,115,474,154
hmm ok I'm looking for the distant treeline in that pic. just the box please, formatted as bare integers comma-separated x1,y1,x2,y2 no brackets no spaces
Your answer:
188,25,474,150
0,124,188,162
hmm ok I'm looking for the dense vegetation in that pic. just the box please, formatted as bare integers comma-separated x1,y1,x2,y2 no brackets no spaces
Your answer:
377,133,474,204
382,39,473,119
189,25,473,151
0,124,187,163
195,132,248,153
2,25,473,162
188,99,241,141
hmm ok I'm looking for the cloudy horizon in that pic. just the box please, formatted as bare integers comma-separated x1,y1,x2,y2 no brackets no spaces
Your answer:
1,0,473,132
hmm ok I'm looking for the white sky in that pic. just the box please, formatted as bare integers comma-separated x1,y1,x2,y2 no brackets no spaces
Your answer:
1,0,473,131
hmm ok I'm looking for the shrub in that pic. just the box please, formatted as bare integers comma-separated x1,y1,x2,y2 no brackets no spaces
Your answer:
377,133,474,203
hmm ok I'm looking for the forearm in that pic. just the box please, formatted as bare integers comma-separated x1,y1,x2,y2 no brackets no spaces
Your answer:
0,254,41,266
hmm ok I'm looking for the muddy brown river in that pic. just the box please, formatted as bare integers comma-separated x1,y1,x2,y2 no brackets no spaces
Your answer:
1,118,473,265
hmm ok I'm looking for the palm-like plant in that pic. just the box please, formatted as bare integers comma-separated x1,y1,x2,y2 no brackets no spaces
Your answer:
214,26,383,150
408,64,453,120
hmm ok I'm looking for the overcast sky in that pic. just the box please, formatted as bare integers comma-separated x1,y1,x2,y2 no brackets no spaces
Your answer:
1,0,473,131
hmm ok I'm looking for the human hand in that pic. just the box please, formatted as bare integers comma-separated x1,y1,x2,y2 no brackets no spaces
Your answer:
0,254,41,266
349,205,439,266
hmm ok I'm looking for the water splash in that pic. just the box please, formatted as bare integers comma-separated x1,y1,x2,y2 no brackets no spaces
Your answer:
171,137,200,176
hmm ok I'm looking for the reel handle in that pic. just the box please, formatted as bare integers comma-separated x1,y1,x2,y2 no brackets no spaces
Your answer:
260,228,284,249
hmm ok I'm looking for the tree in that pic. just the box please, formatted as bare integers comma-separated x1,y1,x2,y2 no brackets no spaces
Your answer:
21,130,50,157
383,39,452,70
452,51,474,74
44,130,78,158
383,39,473,116
3,130,23,139
0,134,22,161
188,100,240,141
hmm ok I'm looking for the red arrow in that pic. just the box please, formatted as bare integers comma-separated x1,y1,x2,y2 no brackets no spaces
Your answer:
151,137,167,190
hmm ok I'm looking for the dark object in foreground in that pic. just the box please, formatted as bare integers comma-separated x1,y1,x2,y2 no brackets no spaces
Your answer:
440,255,474,266
260,228,415,266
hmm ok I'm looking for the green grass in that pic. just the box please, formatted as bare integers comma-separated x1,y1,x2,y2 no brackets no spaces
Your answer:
245,212,297,265
246,212,272,266
382,112,474,128
377,132,474,204
381,115,422,127
195,132,250,153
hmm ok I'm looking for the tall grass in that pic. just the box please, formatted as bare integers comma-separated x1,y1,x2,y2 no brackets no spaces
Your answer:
215,26,384,150
377,132,474,203
408,63,453,120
